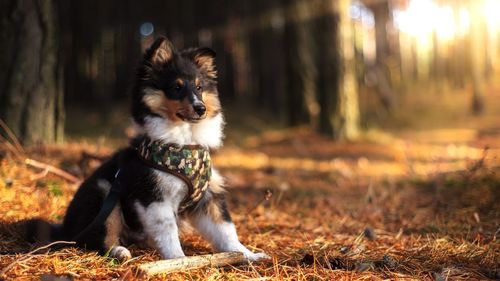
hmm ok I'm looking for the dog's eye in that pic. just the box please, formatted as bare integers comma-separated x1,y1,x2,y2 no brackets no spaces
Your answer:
196,86,202,91
175,85,181,91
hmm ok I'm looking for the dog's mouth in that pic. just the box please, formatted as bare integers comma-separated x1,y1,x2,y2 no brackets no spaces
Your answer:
176,113,205,123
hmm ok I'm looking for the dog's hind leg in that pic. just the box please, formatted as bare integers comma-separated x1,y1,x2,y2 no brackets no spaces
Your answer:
103,205,131,262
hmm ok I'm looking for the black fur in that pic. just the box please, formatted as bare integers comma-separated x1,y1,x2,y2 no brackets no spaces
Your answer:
59,146,163,252
194,190,232,222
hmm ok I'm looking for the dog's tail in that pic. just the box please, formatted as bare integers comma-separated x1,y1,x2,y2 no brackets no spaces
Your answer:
21,218,64,243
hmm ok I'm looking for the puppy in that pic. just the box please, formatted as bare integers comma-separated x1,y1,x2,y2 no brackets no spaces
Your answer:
48,37,268,262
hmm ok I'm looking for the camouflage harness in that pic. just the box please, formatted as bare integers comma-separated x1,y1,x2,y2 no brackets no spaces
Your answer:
74,138,211,241
134,138,212,213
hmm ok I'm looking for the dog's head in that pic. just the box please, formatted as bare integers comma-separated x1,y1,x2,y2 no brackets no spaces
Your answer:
132,37,221,125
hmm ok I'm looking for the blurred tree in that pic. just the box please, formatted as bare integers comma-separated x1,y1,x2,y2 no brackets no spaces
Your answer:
368,0,390,62
317,0,360,139
0,0,64,144
284,0,319,126
469,0,486,115
246,0,286,114
366,0,395,111
449,0,467,89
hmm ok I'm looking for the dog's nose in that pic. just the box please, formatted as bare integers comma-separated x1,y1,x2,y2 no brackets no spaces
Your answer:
193,102,206,116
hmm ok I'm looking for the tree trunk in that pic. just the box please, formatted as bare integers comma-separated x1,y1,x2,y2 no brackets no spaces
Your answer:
370,1,390,64
284,0,318,126
317,0,359,139
469,0,486,115
367,1,395,109
0,0,64,145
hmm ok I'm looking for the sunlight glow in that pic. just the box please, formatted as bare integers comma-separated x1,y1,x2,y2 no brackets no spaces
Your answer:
434,6,455,41
394,0,437,37
484,0,500,31
457,8,470,36
394,0,500,41
394,0,458,42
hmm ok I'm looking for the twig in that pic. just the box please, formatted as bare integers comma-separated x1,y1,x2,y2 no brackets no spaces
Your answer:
0,241,75,277
26,240,76,255
29,168,50,181
0,134,24,159
136,252,247,277
0,119,25,154
467,146,489,175
463,146,490,185
247,189,273,214
25,158,80,184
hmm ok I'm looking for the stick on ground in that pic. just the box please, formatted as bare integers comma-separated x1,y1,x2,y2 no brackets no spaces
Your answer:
136,252,247,277
25,158,80,184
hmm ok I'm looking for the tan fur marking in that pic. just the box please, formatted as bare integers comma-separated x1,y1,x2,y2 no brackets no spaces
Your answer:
207,199,224,223
204,170,226,223
143,88,167,116
164,99,184,121
176,79,185,88
203,91,221,118
152,40,173,65
194,56,217,78
143,88,183,122
104,205,122,250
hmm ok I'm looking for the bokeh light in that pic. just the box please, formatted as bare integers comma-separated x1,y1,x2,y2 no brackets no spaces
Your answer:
140,22,154,37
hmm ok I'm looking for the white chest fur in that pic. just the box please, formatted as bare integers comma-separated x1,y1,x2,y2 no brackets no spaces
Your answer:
133,170,189,259
152,169,188,208
142,113,224,148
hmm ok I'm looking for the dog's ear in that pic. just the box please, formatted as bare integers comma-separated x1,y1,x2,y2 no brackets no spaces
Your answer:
187,48,217,78
146,37,174,65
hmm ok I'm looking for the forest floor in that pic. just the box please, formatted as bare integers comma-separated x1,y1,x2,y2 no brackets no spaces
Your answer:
0,89,499,280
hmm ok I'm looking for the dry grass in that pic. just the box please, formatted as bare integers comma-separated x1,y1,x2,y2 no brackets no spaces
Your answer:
1,124,499,281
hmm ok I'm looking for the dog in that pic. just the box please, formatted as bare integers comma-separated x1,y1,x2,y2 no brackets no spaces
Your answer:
31,37,269,262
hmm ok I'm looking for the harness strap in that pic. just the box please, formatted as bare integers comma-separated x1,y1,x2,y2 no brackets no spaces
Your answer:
73,170,122,242
136,153,196,213
133,137,211,213
74,137,211,241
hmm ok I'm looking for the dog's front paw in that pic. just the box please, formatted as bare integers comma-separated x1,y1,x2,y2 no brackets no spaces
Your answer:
243,251,271,262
